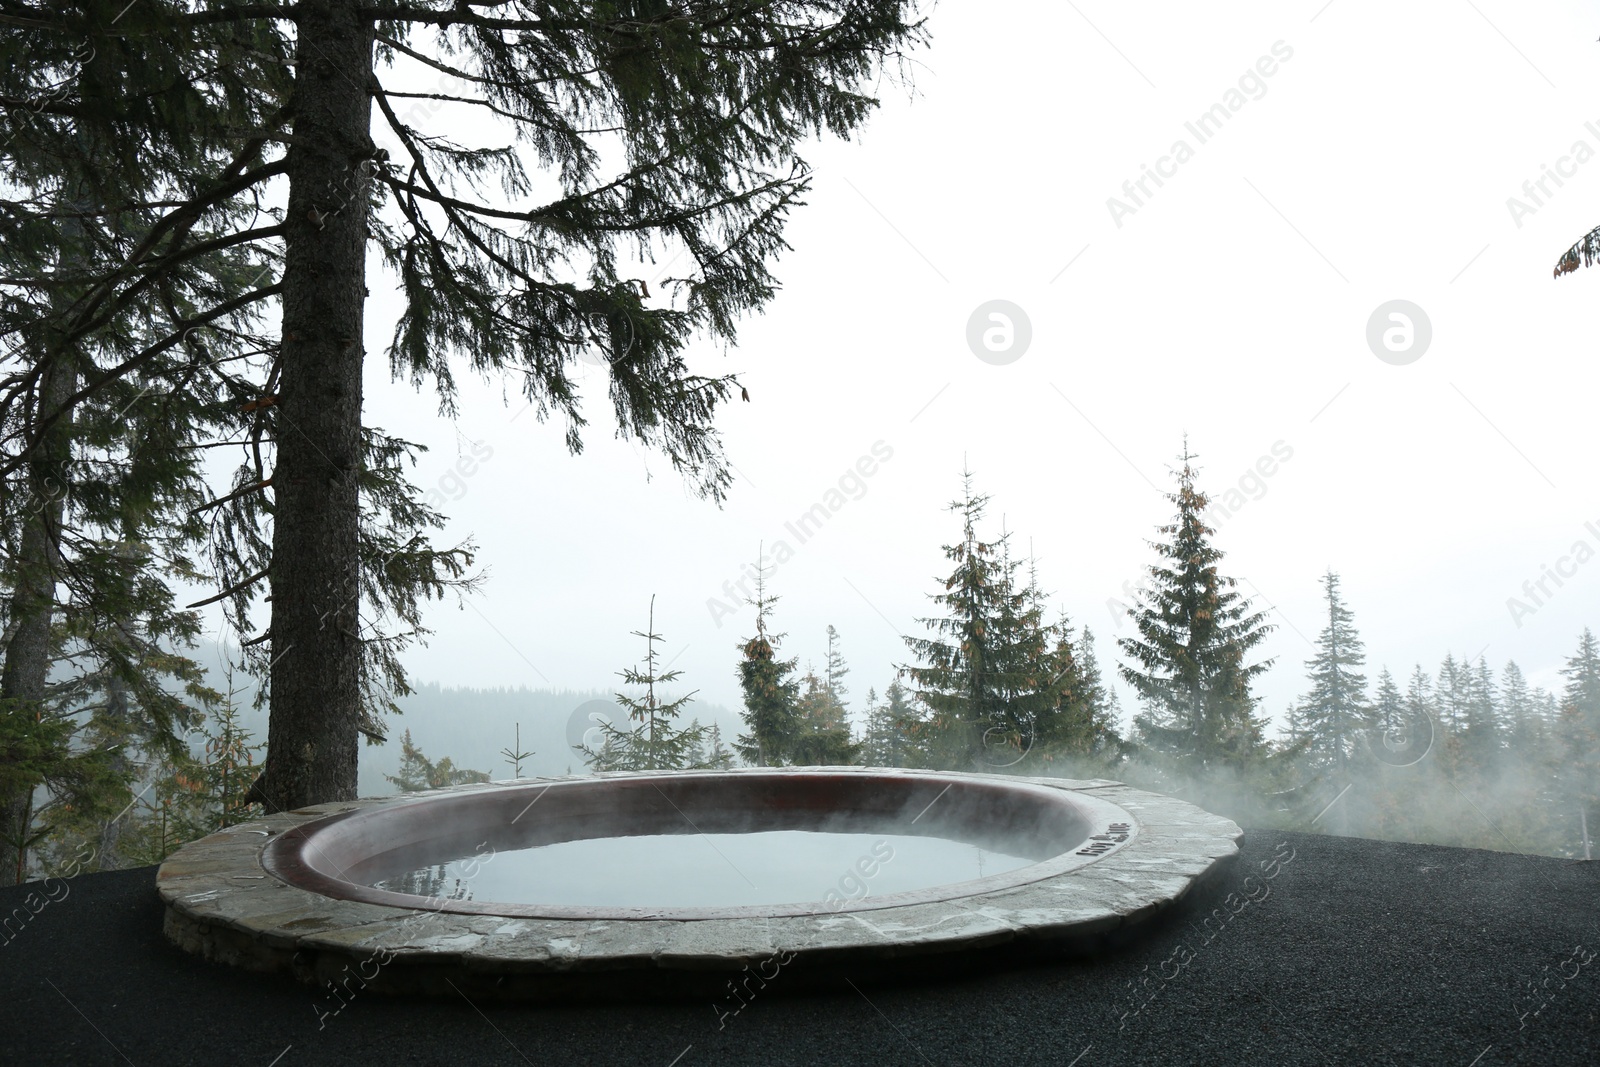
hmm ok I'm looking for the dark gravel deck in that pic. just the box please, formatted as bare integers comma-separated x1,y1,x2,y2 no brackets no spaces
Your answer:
1,829,1596,1066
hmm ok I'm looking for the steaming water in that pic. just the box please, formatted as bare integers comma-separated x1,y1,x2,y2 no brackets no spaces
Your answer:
371,831,1036,908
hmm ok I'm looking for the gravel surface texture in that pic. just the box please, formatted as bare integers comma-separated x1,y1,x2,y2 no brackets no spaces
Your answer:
1,829,1596,1066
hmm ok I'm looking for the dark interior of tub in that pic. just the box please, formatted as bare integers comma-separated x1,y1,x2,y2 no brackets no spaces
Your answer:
261,773,1108,918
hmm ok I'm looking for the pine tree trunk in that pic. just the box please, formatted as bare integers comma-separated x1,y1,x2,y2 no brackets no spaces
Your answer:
250,0,374,812
95,674,132,868
0,347,77,885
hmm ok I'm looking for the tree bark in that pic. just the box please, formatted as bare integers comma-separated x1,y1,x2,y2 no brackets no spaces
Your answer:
0,346,77,885
250,0,374,812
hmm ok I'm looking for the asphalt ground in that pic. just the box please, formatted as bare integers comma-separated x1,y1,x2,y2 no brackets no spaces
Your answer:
1,829,1596,1067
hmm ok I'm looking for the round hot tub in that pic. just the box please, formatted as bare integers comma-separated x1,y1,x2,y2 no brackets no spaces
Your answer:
159,768,1240,1000
263,770,1136,919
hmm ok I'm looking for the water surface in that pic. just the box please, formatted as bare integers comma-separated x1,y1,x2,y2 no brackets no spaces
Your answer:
371,830,1035,908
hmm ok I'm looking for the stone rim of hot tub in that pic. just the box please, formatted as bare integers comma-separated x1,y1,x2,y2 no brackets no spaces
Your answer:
157,767,1242,997
256,769,1140,920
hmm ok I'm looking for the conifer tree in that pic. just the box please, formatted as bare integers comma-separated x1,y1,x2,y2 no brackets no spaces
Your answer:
1026,609,1084,763
861,682,919,767
1118,442,1274,774
861,686,889,766
1055,624,1124,763
1403,664,1438,759
1459,656,1503,778
1371,668,1404,745
824,625,850,715
1556,628,1600,855
500,723,535,779
2,1,932,813
1296,570,1372,779
788,667,858,766
1435,654,1470,737
385,729,491,792
59,681,266,869
1501,661,1538,753
901,469,1015,770
988,553,1066,766
1280,700,1309,748
582,596,712,772
734,555,800,766
703,722,735,770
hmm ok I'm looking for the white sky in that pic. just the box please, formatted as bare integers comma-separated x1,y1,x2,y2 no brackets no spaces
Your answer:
219,1,1600,737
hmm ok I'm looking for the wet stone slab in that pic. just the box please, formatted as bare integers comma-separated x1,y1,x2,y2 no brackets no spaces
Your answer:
158,768,1241,1000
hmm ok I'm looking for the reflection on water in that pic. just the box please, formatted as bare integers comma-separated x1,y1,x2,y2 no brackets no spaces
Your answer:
369,831,1035,909
375,863,475,901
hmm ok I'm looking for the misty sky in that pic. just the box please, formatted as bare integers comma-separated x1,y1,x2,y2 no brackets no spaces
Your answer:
208,2,1600,737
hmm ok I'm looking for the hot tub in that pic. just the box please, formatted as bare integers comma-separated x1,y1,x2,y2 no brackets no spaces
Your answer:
159,767,1240,1000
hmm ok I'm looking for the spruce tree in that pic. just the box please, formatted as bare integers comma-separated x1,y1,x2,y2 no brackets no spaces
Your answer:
824,625,850,717
1459,656,1502,779
1027,609,1085,764
703,722,735,770
1501,661,1537,753
582,596,712,772
1556,628,1600,856
780,662,857,764
385,730,491,792
788,668,859,766
860,686,889,766
901,469,1015,770
987,553,1062,767
861,682,919,767
1296,570,1372,779
1371,668,1404,747
1118,442,1274,774
1401,664,1438,763
734,555,799,766
1058,624,1124,762
1435,653,1470,737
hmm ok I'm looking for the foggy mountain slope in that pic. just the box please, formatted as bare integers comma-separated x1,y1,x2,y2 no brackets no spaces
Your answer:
195,642,743,796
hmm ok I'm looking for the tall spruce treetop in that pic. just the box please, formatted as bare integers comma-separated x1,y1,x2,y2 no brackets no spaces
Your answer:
1051,623,1123,761
1500,659,1548,759
1297,570,1372,776
824,624,849,711
2,2,930,810
1372,667,1403,739
901,468,1016,770
1435,653,1470,736
1560,628,1600,716
989,550,1059,762
1118,442,1274,772
734,552,799,766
